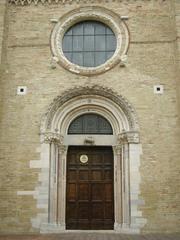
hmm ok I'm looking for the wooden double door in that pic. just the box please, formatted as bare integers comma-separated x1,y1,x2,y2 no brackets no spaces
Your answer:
66,146,114,230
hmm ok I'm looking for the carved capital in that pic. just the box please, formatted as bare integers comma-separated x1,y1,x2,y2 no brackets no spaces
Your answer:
118,131,140,144
41,131,64,145
58,145,68,155
113,145,122,155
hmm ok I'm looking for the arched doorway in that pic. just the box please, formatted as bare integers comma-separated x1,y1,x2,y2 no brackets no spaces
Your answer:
38,86,143,233
66,113,114,230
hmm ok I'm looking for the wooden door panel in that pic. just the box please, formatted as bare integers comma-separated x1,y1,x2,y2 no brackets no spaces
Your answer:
69,154,76,164
105,203,114,219
66,146,114,230
78,203,89,219
78,220,90,230
104,220,114,230
66,220,77,229
104,183,113,201
67,203,76,219
78,183,89,200
91,220,104,230
104,154,113,164
91,183,103,200
92,203,103,219
79,170,89,180
91,170,102,181
91,154,103,165
67,183,76,201
104,170,113,180
68,170,76,181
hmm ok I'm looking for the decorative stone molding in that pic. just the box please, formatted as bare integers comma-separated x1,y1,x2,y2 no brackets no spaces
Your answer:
118,131,140,144
50,6,130,76
41,131,64,145
9,0,167,6
40,85,139,133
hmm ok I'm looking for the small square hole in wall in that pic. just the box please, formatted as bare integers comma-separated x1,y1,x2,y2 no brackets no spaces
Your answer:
17,86,27,95
154,85,164,94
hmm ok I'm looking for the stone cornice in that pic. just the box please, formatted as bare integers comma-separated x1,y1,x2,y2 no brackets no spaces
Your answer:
9,0,167,6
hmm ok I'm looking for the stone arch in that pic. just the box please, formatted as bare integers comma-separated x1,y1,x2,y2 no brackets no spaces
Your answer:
40,85,139,135
35,86,145,234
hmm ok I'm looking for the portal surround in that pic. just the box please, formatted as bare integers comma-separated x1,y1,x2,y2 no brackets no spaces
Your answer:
37,87,144,233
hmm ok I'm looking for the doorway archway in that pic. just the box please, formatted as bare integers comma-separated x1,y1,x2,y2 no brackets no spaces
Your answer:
66,113,114,230
38,86,142,233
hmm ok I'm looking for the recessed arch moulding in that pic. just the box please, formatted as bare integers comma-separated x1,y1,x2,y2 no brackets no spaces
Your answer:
40,85,139,140
32,86,146,234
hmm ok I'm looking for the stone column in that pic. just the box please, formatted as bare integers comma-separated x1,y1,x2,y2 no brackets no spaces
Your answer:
48,141,59,224
113,145,122,231
117,131,140,232
57,144,68,230
121,141,130,228
42,132,64,226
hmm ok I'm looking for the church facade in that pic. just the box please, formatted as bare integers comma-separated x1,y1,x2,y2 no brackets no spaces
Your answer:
0,0,180,234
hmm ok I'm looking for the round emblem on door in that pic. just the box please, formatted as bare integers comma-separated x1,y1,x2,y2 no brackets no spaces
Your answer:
80,155,88,164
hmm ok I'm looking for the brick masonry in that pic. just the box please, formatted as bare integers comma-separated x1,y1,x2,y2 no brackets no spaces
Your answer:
0,0,180,234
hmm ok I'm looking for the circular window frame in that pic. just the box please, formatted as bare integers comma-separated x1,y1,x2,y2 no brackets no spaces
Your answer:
51,6,130,76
